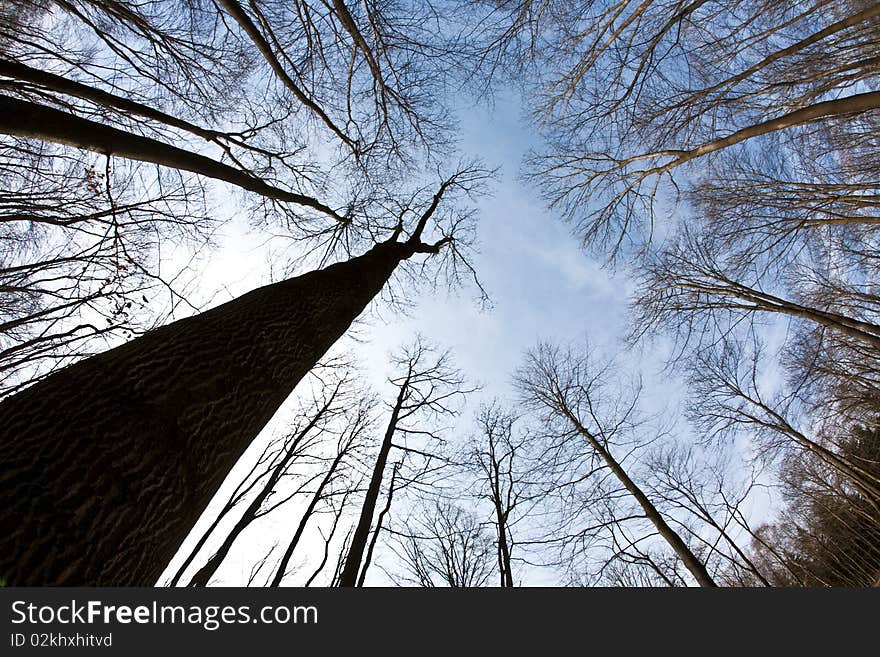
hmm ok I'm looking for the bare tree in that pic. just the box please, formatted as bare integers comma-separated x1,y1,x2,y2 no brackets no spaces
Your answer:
388,501,496,587
304,487,357,587
743,424,880,586
338,339,471,586
165,435,280,587
632,228,880,352
516,342,718,587
470,1,880,256
355,461,402,587
0,0,463,405
467,403,529,587
184,371,355,586
684,337,880,506
644,442,773,586
458,3,880,589
0,164,492,586
268,396,374,587
0,0,494,584
1,0,488,396
0,132,215,398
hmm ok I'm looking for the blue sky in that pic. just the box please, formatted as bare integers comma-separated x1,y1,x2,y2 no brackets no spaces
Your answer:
159,88,769,587
359,92,629,396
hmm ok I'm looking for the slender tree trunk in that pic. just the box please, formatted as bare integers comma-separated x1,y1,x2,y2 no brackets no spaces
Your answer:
268,444,349,587
167,476,256,587
167,498,234,587
0,238,414,585
0,95,343,220
649,91,880,174
0,59,221,143
487,455,514,586
186,396,335,586
167,439,283,586
305,489,351,587
215,0,355,149
713,283,880,350
337,377,408,587
561,409,718,587
188,481,274,586
494,505,514,587
357,462,400,587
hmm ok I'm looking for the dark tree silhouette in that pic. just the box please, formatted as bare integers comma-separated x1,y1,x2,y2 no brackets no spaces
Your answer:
183,372,354,586
516,343,718,587
0,165,487,585
469,403,527,587
338,339,469,587
166,431,281,587
268,397,373,587
389,500,496,588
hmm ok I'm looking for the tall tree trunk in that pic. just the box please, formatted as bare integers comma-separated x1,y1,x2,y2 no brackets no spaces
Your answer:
494,505,514,587
0,95,344,221
336,376,408,587
0,59,222,143
268,441,350,587
357,462,400,587
561,409,718,587
643,91,880,176
685,278,880,350
0,238,415,585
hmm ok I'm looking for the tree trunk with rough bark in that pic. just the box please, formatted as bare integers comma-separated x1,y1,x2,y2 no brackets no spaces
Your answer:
0,238,415,585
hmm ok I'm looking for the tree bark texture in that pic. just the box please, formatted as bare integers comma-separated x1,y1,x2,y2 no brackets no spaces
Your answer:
0,239,413,585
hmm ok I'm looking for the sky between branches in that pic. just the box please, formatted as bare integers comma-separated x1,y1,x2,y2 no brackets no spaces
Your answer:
158,90,777,586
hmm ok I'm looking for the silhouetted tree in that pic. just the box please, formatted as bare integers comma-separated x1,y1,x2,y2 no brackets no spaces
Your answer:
165,433,281,587
268,396,374,586
338,339,470,586
468,403,528,587
184,370,356,586
516,342,718,587
471,1,880,257
1,0,488,398
0,166,488,586
1,0,492,585
389,500,496,587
